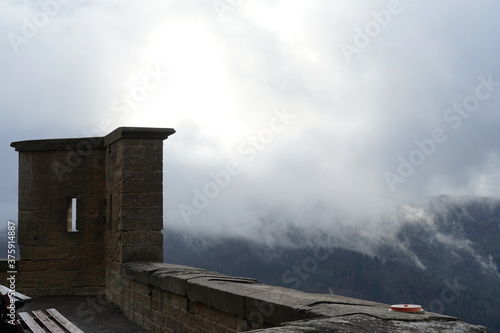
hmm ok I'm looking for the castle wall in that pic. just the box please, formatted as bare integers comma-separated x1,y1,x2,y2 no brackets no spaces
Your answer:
9,127,174,296
104,133,167,304
11,137,107,296
117,262,488,333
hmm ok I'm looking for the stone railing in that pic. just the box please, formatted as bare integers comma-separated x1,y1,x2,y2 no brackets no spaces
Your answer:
116,262,489,333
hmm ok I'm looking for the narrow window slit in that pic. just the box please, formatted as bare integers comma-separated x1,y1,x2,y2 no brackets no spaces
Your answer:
67,197,78,232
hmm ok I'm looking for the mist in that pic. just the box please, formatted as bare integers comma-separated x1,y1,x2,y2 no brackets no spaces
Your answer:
1,0,500,247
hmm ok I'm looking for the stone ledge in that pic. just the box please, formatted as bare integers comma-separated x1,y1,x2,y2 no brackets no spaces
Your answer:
249,314,489,333
121,262,490,332
11,137,105,152
10,127,176,152
104,127,176,146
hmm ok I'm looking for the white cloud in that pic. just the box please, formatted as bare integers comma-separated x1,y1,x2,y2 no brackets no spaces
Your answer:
2,0,500,240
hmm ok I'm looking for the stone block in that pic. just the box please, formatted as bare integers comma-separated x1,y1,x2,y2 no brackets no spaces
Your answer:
34,220,68,233
121,231,163,246
19,260,54,271
81,196,106,210
106,247,123,267
19,245,32,259
186,278,247,317
122,246,163,263
121,192,163,208
164,292,189,310
121,181,163,194
22,210,55,222
121,262,160,284
17,276,40,289
82,267,105,282
18,232,34,245
117,138,143,147
44,270,87,279
122,170,163,183
122,146,162,165
86,244,106,260
134,280,151,294
57,245,86,259
200,316,219,332
47,232,83,246
119,217,163,231
54,259,86,271
40,277,86,288
18,195,51,210
18,210,31,221
32,246,59,259
150,274,195,300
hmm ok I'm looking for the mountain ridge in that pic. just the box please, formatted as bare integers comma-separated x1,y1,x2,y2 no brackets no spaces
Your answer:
165,195,500,332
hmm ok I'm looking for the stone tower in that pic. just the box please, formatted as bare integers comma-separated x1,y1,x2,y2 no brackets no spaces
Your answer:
10,127,175,297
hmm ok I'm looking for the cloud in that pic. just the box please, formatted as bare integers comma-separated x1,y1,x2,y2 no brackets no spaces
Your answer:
1,0,500,242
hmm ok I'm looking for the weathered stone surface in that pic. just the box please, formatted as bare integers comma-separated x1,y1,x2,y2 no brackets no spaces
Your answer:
120,262,490,333
119,217,163,231
120,206,163,219
248,314,489,332
11,127,174,297
121,231,163,246
103,127,175,146
122,261,162,284
121,192,163,208
10,137,105,152
122,245,163,263
150,268,205,296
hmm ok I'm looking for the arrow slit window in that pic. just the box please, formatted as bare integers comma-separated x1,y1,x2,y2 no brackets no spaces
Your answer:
67,197,78,232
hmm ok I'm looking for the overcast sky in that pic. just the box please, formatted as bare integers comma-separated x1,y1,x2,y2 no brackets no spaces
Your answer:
2,0,500,243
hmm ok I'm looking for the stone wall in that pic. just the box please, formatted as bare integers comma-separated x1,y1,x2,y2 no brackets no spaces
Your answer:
104,130,168,304
11,137,107,296
117,262,489,333
9,127,175,296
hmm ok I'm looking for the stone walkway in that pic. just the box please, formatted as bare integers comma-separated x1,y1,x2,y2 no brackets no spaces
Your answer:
18,296,148,333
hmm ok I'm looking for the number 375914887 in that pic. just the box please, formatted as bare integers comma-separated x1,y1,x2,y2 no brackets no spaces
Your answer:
7,221,16,268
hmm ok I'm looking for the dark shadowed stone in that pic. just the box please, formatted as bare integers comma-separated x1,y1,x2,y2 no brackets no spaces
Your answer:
122,246,162,263
11,137,105,152
121,231,163,246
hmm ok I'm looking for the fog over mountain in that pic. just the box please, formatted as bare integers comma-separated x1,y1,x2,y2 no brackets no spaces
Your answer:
2,2,500,331
165,195,500,331
1,1,500,240
2,4,500,325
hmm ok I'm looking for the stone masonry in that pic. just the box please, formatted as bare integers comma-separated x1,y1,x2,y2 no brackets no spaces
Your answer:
10,127,175,297
117,262,489,333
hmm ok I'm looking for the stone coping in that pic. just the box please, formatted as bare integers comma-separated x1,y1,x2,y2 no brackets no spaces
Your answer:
121,262,489,332
10,127,175,151
103,127,175,146
10,137,105,152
